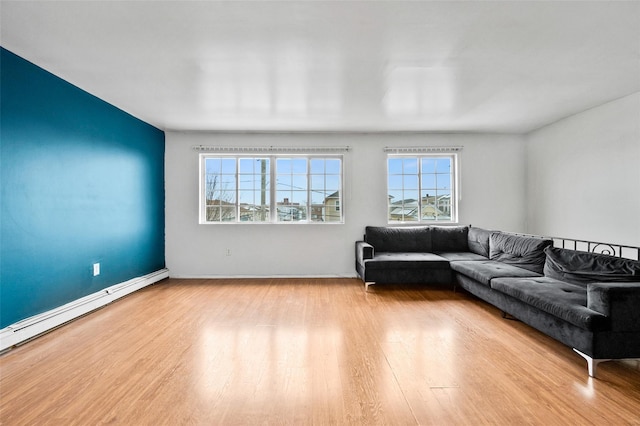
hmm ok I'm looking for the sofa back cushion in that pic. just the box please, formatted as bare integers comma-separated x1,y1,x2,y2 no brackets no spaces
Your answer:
431,226,469,252
468,227,492,257
365,226,432,252
543,246,640,286
489,232,553,274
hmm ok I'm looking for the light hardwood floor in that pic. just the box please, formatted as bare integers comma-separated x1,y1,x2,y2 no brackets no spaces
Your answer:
2,278,640,425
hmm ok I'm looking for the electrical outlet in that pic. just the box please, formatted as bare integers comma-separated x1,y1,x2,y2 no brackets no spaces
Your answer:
93,263,100,276
225,249,231,256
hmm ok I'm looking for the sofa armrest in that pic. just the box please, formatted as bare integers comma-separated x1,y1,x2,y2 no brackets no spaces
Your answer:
356,241,374,263
587,282,640,331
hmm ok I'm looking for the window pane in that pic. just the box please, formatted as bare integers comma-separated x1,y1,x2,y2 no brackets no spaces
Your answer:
292,175,307,190
239,158,256,174
277,191,291,204
324,175,340,191
219,190,236,204
238,190,253,204
206,206,220,221
220,175,236,189
388,189,403,202
421,190,435,200
421,206,436,220
206,158,222,174
220,206,236,221
311,191,327,204
310,174,325,189
436,173,451,189
206,197,220,207
388,158,403,174
310,159,325,174
388,207,401,221
388,175,403,189
277,205,306,221
276,178,290,191
422,159,436,173
402,190,419,203
422,175,436,189
403,175,418,190
290,191,307,204
400,200,418,221
239,178,254,191
325,159,340,174
403,158,418,173
239,207,253,222
292,158,307,173
436,159,451,173
221,158,236,174
277,158,291,173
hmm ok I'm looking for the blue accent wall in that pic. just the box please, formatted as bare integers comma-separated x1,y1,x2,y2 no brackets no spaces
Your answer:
0,47,165,328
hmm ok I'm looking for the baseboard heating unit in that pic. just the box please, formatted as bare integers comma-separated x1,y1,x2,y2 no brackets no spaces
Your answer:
0,269,169,352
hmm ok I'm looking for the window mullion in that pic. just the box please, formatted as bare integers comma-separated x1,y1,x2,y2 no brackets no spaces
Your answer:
270,155,276,222
436,162,441,221
418,156,423,223
307,157,311,222
236,158,240,222
200,156,205,223
324,163,328,222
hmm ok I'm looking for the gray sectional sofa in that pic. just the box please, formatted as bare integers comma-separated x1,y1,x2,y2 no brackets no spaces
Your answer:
355,225,640,377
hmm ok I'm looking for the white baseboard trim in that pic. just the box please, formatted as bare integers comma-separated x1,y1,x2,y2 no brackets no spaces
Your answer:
0,268,169,352
169,273,359,279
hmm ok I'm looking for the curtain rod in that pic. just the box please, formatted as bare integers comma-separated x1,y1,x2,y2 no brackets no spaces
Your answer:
192,145,350,153
383,146,463,153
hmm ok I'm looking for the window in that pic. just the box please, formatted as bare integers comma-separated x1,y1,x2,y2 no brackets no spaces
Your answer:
387,153,457,223
201,154,343,223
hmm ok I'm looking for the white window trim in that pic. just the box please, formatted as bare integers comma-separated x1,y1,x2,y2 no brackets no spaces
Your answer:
386,152,460,224
199,153,344,224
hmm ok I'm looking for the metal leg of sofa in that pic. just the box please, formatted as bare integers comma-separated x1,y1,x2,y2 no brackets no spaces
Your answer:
573,348,610,378
365,282,375,292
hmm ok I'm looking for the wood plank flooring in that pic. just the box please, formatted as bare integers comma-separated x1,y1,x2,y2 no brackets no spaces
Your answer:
1,278,640,425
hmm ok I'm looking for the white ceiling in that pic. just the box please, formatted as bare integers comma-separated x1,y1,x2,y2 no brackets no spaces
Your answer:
2,1,639,133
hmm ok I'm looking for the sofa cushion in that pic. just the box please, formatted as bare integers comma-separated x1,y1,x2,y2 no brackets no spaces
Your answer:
365,252,449,270
491,277,608,331
450,260,541,287
365,226,432,252
468,227,492,257
431,226,469,252
435,252,487,262
543,246,640,286
489,233,553,274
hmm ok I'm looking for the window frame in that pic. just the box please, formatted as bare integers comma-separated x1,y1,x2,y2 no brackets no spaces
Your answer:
199,153,344,224
386,153,459,224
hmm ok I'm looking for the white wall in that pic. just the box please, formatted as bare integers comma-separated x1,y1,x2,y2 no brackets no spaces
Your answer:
526,92,640,246
165,132,526,278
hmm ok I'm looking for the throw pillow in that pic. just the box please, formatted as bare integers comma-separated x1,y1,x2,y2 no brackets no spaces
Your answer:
468,227,492,257
489,232,553,274
365,226,432,252
543,246,640,286
431,225,469,252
